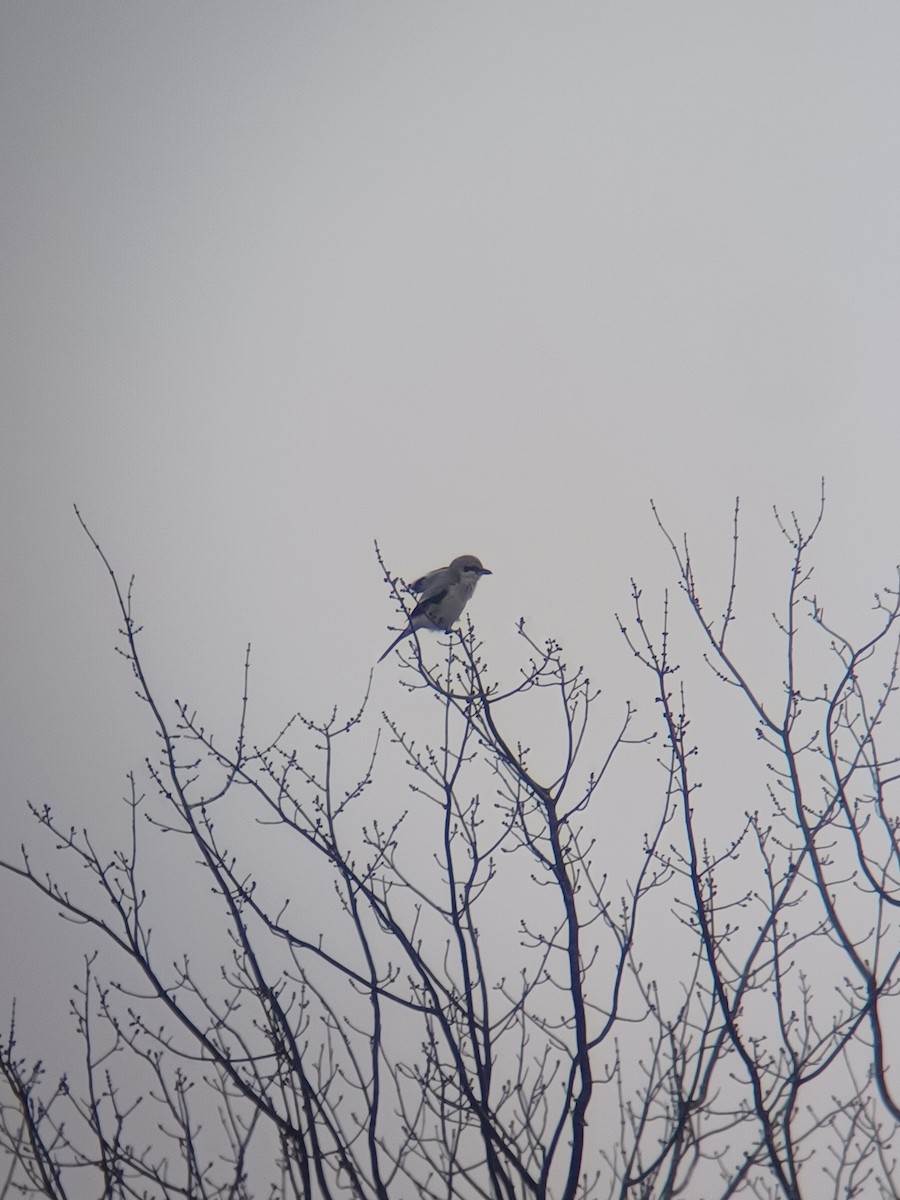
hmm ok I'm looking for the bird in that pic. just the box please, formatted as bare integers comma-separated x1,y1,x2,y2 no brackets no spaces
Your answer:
378,555,492,663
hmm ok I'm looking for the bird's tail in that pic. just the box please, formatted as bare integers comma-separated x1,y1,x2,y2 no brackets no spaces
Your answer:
377,626,413,663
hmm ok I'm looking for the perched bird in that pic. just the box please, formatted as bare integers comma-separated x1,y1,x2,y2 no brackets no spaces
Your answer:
378,555,492,663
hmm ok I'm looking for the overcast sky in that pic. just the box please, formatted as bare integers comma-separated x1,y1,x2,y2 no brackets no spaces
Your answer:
3,0,900,1130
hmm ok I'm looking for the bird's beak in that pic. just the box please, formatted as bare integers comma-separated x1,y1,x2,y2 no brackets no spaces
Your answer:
480,567,492,575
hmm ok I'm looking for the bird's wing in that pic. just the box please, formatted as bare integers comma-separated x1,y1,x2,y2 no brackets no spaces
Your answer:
378,592,447,661
410,588,448,624
409,565,448,595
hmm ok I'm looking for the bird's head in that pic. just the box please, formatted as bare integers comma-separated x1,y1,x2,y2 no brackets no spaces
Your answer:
451,555,492,579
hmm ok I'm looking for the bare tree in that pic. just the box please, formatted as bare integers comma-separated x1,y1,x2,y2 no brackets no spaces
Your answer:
2,494,899,1199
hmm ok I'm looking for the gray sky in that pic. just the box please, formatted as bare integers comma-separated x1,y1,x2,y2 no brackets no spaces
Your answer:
2,0,900,1163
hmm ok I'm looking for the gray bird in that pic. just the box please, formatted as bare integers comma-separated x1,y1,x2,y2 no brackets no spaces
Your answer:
378,555,492,663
